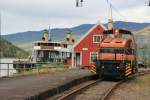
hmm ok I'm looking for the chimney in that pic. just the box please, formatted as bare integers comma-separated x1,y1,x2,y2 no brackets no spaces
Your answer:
43,29,49,42
66,32,75,45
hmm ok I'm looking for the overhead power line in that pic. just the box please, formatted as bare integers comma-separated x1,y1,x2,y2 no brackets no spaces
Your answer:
104,0,128,21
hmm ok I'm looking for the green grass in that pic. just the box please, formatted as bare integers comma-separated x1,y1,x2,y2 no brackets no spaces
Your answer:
0,39,29,58
15,42,33,52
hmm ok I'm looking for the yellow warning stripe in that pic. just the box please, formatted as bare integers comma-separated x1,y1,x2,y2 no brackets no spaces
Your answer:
126,66,131,70
90,69,96,74
126,66,130,68
126,71,132,76
125,71,132,76
125,63,133,76
126,66,132,71
126,68,132,72
126,65,130,67
90,68,96,72
90,65,96,74
91,65,96,68
126,64,130,66
126,63,131,66
126,68,131,71
90,67,96,72
125,70,132,74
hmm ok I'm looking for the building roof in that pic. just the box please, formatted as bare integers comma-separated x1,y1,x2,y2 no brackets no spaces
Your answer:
72,21,107,49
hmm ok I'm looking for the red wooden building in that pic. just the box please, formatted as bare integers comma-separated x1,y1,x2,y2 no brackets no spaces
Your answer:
72,22,107,67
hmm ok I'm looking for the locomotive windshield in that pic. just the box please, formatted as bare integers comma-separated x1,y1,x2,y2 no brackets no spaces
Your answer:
121,34,131,39
100,48,124,53
104,33,114,38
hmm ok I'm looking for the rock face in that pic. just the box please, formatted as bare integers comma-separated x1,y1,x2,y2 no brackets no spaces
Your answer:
0,38,29,58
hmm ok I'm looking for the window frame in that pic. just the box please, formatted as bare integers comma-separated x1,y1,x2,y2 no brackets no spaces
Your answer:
90,52,98,63
99,48,125,54
93,35,103,43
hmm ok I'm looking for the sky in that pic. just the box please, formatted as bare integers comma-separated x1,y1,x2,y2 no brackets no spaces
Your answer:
0,0,150,35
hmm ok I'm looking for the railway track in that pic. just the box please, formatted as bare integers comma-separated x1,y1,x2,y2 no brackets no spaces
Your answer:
48,78,122,100
50,70,150,100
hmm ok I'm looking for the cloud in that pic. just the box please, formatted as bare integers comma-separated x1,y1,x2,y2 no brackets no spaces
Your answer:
118,6,150,22
0,0,150,35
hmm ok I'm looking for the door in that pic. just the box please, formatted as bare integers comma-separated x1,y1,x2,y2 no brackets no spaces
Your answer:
75,53,81,67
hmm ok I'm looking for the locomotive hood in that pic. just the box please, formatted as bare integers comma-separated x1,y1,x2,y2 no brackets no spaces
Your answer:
100,37,130,48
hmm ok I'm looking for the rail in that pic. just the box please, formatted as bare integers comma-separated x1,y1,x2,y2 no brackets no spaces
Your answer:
0,62,66,77
101,70,150,100
56,70,150,100
57,79,101,100
101,81,123,100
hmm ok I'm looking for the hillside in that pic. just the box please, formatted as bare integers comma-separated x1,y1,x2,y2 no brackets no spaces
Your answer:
134,26,150,48
2,24,93,44
134,26,150,64
0,39,29,58
2,21,150,43
1,21,150,51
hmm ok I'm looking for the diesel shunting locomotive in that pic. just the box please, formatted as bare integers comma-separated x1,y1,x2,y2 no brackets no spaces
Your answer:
95,29,137,79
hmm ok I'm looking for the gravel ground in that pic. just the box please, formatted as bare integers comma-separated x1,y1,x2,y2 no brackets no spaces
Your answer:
109,74,150,100
73,81,118,100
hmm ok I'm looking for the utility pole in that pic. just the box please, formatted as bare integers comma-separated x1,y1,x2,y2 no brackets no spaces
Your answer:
145,0,150,6
76,0,114,29
107,0,114,30
48,26,52,42
76,0,84,7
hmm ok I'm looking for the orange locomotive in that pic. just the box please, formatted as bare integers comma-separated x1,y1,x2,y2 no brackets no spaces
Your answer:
95,29,138,79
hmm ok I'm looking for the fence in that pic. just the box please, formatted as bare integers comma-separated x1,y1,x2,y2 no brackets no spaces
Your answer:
0,62,65,78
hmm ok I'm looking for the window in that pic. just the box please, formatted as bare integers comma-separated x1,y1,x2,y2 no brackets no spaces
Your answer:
104,33,114,38
90,52,98,63
37,50,44,57
126,49,136,55
100,48,114,53
99,48,124,54
93,35,103,43
121,34,131,39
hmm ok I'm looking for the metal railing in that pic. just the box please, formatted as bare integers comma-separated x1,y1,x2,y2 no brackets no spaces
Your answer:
0,62,65,78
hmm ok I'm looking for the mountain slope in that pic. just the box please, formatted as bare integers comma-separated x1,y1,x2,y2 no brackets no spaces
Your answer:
0,39,29,58
2,21,150,44
134,26,150,64
1,21,150,51
114,21,150,31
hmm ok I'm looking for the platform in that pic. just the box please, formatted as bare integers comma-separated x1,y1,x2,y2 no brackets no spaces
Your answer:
0,68,92,100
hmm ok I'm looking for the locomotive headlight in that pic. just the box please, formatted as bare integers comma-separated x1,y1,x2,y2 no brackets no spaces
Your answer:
116,66,119,69
102,66,104,69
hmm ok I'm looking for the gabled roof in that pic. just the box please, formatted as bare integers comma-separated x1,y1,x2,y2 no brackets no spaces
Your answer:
73,21,107,49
